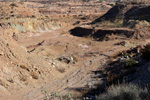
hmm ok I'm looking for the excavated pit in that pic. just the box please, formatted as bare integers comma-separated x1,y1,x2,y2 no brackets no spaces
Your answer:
2,1,150,100
70,27,135,41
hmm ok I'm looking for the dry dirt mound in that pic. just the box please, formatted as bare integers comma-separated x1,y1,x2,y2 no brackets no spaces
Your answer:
89,3,150,40
124,5,150,22
91,4,132,24
91,4,150,24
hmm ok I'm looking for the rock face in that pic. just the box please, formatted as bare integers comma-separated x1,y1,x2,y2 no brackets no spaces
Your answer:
1,20,65,33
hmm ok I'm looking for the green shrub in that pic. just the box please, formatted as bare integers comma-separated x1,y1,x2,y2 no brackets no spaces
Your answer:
125,59,137,68
96,84,145,100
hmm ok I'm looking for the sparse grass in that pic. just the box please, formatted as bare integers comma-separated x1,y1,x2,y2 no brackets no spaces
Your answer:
125,59,137,69
124,53,130,57
100,20,123,27
41,90,81,100
96,84,146,100
41,86,50,100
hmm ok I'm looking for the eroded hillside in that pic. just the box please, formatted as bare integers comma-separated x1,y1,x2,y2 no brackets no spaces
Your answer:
0,2,75,100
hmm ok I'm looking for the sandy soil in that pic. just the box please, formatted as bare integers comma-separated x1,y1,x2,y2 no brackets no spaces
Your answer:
15,24,145,100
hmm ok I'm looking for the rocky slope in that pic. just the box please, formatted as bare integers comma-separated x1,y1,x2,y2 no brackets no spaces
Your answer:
0,2,73,99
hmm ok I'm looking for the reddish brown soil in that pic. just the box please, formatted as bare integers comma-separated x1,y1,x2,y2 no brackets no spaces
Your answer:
15,24,146,100
1,1,150,100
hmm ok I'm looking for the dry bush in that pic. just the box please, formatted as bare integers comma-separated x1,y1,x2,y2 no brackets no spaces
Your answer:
96,84,146,100
72,55,78,62
100,20,123,27
125,59,137,69
139,84,150,100
106,73,118,84
81,90,88,96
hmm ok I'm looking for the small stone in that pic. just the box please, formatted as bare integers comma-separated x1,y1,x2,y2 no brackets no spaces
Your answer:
20,65,28,70
0,52,4,56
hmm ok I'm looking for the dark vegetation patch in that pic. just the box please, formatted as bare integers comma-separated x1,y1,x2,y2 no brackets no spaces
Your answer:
96,83,150,100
